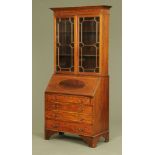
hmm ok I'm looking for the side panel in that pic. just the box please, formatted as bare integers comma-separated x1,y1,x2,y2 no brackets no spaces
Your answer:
101,13,110,76
93,76,109,134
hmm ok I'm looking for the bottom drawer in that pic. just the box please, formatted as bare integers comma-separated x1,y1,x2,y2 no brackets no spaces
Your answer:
46,110,92,124
46,120,93,135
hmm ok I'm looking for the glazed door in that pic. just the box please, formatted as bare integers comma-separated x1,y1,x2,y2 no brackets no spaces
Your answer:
78,16,100,73
56,17,74,72
55,16,100,74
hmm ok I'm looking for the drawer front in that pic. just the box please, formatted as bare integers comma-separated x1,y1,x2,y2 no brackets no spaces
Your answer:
46,110,92,124
46,94,90,105
45,102,92,115
46,120,93,135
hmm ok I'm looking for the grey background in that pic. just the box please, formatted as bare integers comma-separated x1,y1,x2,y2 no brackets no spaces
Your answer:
33,0,121,133
32,1,121,153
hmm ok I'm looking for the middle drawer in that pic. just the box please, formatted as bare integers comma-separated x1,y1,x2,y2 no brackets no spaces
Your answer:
46,102,93,115
46,110,92,124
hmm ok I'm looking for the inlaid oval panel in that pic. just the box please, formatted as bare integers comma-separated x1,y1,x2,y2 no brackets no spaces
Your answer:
59,79,85,89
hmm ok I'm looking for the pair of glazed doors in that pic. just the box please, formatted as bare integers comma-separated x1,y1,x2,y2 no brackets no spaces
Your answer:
55,15,102,74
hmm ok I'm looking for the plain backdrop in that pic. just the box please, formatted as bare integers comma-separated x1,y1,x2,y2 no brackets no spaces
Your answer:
1,0,155,155
32,0,122,135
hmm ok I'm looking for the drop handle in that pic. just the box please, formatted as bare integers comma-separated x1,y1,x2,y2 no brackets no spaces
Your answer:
78,128,84,132
52,125,59,128
78,104,84,112
52,114,59,119
52,104,59,109
52,104,56,108
79,118,84,122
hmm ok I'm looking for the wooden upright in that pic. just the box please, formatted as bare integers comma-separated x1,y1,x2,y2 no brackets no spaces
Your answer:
45,5,111,148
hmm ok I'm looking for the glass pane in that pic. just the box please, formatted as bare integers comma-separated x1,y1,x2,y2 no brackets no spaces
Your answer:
56,18,74,72
79,17,100,73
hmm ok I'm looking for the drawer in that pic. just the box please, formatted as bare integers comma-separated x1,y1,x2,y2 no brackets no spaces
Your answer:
46,94,90,105
46,110,92,124
45,102,92,115
46,120,93,135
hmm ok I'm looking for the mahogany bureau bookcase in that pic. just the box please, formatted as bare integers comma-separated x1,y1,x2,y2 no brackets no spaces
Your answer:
45,5,111,148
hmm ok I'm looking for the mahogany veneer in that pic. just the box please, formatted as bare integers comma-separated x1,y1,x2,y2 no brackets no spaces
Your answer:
45,5,111,148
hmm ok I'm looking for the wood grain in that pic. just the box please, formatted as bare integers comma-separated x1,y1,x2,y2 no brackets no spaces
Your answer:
46,93,90,105
46,120,93,135
51,6,111,17
46,110,92,124
45,75,100,97
81,135,100,148
46,102,93,114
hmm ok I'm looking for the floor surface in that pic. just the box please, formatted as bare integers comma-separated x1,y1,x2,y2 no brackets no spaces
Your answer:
32,123,121,155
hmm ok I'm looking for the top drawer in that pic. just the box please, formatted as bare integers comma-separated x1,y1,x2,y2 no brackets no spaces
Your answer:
46,94,91,105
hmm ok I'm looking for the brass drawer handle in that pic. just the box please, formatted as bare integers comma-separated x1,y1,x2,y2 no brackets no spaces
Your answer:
79,118,84,122
78,104,84,112
52,125,59,128
52,104,56,108
49,96,56,101
78,128,84,132
51,104,59,109
52,114,59,118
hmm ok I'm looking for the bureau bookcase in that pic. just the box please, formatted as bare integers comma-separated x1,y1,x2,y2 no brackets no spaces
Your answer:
45,5,111,148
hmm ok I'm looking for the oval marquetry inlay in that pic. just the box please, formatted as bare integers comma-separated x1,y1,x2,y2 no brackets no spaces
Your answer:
59,79,85,89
